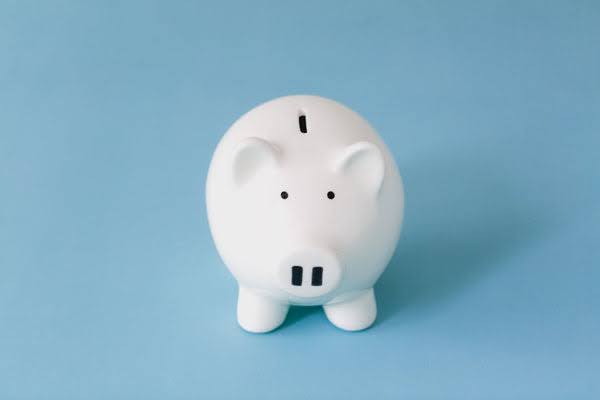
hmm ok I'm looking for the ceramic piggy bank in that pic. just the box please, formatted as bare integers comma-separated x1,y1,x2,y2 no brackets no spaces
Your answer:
206,95,404,333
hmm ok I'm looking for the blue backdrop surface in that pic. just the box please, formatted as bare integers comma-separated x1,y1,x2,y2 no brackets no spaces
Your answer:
1,1,599,398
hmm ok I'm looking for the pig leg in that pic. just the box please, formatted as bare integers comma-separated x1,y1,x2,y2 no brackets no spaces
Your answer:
237,286,289,333
323,288,376,331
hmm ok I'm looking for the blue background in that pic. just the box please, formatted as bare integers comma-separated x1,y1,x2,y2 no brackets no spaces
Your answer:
1,1,599,398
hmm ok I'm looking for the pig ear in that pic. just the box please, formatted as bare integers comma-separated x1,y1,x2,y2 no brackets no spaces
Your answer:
230,137,279,186
334,141,385,195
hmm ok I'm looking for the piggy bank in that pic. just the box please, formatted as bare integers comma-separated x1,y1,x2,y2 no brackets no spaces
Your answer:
206,95,404,332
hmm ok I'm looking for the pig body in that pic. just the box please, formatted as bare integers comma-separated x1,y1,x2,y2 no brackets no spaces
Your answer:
206,95,404,332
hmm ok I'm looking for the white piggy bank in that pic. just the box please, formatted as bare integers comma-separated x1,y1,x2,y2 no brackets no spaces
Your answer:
206,95,404,333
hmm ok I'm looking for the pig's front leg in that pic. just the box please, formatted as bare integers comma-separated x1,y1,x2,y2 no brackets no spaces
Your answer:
323,288,376,331
237,286,289,333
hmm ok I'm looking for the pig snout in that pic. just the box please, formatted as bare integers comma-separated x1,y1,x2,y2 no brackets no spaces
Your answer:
277,247,342,298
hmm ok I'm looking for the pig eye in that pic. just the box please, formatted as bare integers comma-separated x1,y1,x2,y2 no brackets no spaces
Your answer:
327,191,335,200
280,191,289,199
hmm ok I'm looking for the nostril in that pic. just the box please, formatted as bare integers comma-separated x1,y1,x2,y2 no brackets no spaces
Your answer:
291,266,303,286
311,267,323,286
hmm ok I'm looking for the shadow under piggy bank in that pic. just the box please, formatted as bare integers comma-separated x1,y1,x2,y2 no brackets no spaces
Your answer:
376,156,548,324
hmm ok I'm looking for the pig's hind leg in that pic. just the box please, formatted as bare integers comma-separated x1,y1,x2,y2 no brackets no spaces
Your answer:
323,288,376,331
237,286,289,333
